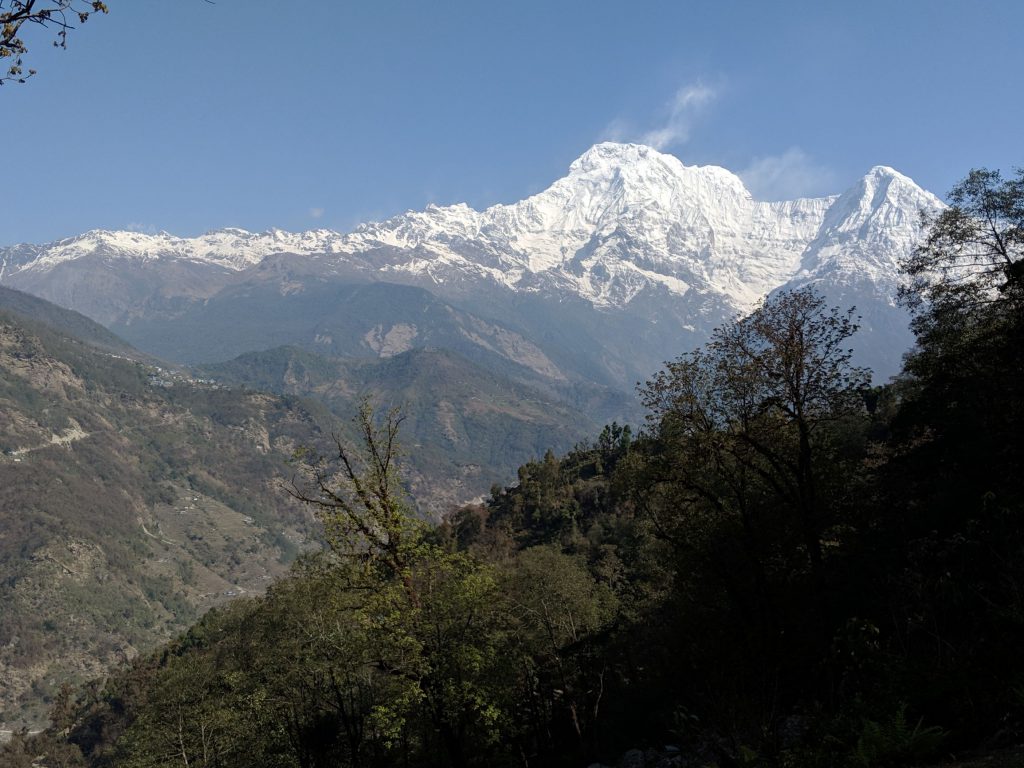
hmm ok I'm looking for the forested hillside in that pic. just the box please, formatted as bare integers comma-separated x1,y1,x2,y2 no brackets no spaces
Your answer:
5,169,1020,768
198,344,595,515
0,302,339,728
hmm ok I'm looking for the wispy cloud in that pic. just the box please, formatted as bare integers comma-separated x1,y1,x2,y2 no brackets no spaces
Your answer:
740,148,838,201
603,82,717,150
600,117,630,143
640,84,716,150
309,207,325,219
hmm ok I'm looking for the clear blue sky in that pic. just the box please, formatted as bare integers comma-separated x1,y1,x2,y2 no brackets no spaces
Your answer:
2,0,1021,244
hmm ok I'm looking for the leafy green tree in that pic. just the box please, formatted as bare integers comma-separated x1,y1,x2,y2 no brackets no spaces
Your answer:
292,400,520,767
596,422,631,473
503,546,618,758
364,550,514,767
290,399,426,598
115,652,246,768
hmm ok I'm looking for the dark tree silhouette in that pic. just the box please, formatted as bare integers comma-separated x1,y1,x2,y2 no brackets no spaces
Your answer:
641,287,869,586
900,167,1024,324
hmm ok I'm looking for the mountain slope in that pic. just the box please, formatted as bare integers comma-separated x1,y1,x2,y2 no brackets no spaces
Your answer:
0,294,591,729
775,165,940,373
199,345,596,513
0,308,337,729
0,285,141,357
110,277,637,422
334,142,835,309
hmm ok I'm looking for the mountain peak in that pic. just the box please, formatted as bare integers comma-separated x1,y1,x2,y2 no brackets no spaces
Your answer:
860,164,928,192
836,164,943,215
1,149,941,333
569,142,673,173
566,142,754,213
865,164,903,179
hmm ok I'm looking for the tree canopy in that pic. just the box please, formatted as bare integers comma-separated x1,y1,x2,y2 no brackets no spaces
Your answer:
640,287,869,583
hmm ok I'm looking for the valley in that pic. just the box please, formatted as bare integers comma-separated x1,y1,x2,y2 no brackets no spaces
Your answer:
0,145,947,730
2,3,1019,764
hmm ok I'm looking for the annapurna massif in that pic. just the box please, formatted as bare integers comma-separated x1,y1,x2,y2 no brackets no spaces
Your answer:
0,142,943,385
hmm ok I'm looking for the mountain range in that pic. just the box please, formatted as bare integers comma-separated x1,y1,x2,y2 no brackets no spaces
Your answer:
0,143,943,391
0,143,947,730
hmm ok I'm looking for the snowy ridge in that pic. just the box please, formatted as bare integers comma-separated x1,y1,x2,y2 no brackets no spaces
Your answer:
0,143,943,312
785,165,942,303
336,143,847,308
6,227,348,273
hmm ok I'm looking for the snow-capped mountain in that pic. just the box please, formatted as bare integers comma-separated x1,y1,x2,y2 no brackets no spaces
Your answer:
0,143,943,382
0,227,345,276
337,143,845,310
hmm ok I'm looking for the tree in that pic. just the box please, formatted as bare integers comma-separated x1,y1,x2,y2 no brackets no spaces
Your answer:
894,168,1024,487
640,287,870,586
289,399,425,597
630,288,873,738
872,169,1024,744
290,400,515,768
900,167,1024,328
504,545,619,759
891,166,1024,543
1,1,108,85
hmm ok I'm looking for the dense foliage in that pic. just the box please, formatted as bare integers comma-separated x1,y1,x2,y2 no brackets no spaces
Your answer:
4,168,1024,767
